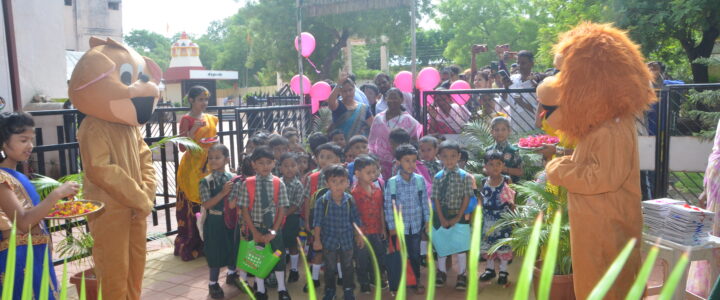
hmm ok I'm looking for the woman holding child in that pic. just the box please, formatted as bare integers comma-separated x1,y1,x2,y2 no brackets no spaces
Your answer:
174,86,219,261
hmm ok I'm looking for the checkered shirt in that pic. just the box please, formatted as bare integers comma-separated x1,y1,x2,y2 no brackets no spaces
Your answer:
283,176,305,214
313,192,361,251
384,174,429,235
234,174,289,227
199,171,234,204
431,167,474,211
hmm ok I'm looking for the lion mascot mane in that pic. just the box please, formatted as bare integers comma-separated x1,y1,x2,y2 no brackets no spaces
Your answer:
542,22,656,299
69,37,161,300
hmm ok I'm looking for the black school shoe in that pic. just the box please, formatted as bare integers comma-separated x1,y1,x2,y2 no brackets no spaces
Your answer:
279,290,292,300
337,276,343,286
255,291,269,300
226,272,243,290
360,283,371,294
287,270,300,283
455,274,467,290
303,279,320,293
479,269,496,281
498,271,509,285
209,283,224,299
435,271,447,286
420,255,428,267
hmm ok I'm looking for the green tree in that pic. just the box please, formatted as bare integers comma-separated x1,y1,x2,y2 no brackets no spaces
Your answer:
436,0,545,70
612,0,720,83
123,30,172,70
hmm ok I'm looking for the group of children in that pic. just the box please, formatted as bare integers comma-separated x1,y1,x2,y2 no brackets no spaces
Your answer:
195,115,523,300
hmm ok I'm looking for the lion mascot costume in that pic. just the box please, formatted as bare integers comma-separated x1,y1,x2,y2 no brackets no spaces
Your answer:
542,23,656,299
69,37,161,300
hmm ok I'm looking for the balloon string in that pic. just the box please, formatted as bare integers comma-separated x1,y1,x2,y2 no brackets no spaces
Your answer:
305,57,321,74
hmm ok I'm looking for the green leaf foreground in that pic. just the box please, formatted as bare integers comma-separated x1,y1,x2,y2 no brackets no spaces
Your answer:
297,237,314,300
513,214,544,300
586,238,637,300
392,202,408,300
425,199,436,300
148,136,203,154
353,224,382,300
1,218,17,299
466,206,483,299
537,211,562,300
39,247,50,300
625,241,660,300
658,251,690,300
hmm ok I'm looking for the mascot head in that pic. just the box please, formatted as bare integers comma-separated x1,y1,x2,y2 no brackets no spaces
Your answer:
540,22,656,140
69,37,162,126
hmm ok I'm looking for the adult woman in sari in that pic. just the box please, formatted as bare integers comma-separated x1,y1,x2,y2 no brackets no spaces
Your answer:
327,75,374,140
174,86,219,261
0,112,80,299
369,88,423,180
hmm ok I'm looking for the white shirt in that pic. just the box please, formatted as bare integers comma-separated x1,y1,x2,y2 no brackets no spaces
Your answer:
507,74,538,132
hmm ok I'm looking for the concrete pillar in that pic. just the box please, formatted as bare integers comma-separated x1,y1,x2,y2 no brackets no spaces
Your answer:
344,44,352,74
380,35,389,74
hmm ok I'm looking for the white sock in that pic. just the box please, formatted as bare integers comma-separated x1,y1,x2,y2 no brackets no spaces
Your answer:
239,270,247,280
337,262,343,279
420,241,428,256
438,256,447,273
312,264,321,280
256,276,266,293
290,254,299,271
209,281,217,285
485,258,495,270
456,253,467,275
499,259,509,272
227,269,236,276
275,271,287,291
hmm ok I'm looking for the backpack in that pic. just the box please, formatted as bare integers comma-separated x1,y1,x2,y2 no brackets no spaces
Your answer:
245,175,284,226
434,169,478,214
387,173,425,204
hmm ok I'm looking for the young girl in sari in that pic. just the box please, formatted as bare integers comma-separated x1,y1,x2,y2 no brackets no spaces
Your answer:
0,112,80,299
174,86,219,261
327,74,374,139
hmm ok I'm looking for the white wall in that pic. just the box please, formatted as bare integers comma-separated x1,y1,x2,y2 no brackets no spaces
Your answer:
13,0,68,107
65,0,123,52
0,2,12,112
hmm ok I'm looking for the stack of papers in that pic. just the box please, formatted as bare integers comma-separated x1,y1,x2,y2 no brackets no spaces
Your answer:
662,204,715,246
642,199,684,236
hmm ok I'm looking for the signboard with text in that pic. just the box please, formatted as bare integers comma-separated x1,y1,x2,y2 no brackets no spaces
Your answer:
303,0,410,17
189,70,239,80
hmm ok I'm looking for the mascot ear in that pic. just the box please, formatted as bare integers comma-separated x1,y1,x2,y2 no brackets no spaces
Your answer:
89,37,106,48
70,48,117,92
105,37,129,51
143,56,163,84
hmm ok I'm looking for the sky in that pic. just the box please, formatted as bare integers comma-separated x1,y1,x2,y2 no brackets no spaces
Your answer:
122,0,438,38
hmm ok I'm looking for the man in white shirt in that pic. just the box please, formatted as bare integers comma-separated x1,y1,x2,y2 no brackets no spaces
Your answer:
503,50,538,132
373,72,414,116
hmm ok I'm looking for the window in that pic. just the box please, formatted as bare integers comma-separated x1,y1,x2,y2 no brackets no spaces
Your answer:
64,0,72,6
108,2,119,10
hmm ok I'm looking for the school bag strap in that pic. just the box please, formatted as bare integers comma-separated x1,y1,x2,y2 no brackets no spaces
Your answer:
245,176,283,226
223,175,245,229
388,174,425,202
322,191,352,217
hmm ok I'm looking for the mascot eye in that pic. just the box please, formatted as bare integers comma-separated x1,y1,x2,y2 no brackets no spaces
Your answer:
119,63,134,86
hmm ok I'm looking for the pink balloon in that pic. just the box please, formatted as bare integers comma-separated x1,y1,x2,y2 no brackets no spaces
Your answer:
420,91,435,106
294,32,316,58
416,67,441,91
290,75,311,95
310,82,331,113
393,71,413,93
450,80,472,105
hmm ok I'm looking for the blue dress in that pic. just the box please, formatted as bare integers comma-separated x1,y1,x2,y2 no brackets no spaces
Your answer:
0,168,59,299
480,176,513,260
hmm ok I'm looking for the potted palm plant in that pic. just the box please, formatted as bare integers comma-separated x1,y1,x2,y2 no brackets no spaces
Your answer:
489,180,575,299
32,136,200,299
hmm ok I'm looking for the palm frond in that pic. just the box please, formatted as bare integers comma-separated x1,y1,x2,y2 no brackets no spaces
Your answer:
148,136,202,154
31,173,84,200
312,107,332,134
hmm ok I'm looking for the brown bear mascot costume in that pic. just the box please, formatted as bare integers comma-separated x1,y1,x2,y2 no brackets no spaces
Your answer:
542,23,656,299
69,37,161,300
538,23,656,299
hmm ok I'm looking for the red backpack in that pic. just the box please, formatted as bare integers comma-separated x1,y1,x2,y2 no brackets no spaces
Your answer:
244,176,284,227
223,175,245,229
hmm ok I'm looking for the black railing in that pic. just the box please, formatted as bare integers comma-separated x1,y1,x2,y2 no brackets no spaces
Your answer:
28,100,308,264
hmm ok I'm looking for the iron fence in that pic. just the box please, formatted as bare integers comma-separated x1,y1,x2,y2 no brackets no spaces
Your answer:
27,99,308,264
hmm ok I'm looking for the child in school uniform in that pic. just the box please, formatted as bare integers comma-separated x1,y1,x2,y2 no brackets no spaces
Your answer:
432,140,474,290
351,155,387,293
419,135,442,177
200,144,243,299
312,165,364,300
479,150,515,285
302,142,344,292
278,152,305,283
385,144,430,295
345,135,369,185
484,116,523,183
232,146,291,300
269,135,290,176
